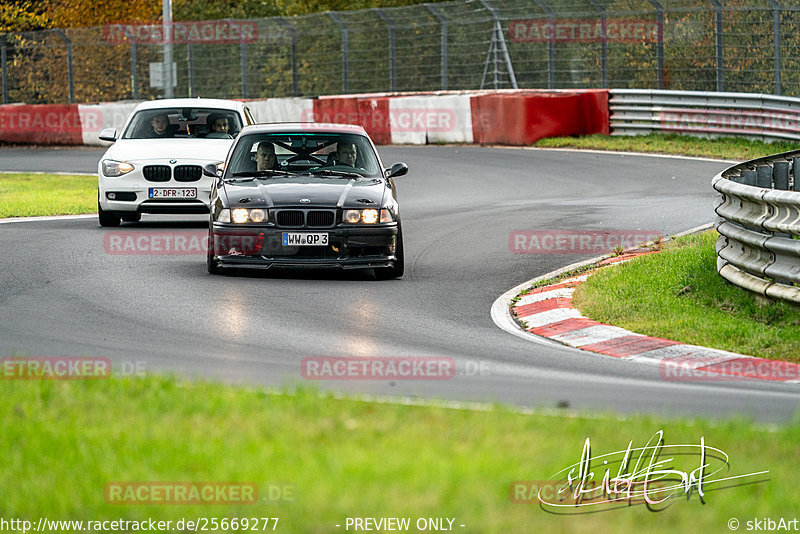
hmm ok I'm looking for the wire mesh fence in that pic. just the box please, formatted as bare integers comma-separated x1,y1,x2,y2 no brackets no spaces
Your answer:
1,0,799,105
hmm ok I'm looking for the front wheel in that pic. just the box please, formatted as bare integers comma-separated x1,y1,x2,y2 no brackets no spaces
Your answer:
98,202,121,227
375,226,404,280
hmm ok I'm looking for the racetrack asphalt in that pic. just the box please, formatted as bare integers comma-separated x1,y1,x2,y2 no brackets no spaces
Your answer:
2,145,798,422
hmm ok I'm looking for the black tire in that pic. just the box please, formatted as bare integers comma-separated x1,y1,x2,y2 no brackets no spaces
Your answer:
375,225,404,280
121,212,141,223
207,228,225,275
98,202,121,227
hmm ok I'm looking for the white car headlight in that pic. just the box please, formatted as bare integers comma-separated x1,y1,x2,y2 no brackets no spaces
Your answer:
102,159,134,177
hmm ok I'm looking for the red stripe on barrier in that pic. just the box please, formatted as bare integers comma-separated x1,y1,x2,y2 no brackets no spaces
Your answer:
0,104,87,145
513,297,572,317
581,335,680,357
312,97,391,144
470,90,609,145
526,279,588,295
530,318,604,336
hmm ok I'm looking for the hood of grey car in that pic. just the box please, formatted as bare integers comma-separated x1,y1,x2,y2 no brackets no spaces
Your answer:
222,176,386,208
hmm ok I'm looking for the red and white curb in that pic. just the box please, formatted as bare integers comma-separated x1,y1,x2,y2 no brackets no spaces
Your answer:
494,251,800,384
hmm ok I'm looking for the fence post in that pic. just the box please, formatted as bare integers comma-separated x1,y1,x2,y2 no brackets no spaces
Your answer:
187,43,194,98
54,30,75,103
767,0,781,95
709,0,724,92
424,3,448,91
478,0,519,90
645,0,665,90
328,12,349,94
131,42,138,99
588,0,607,88
277,18,299,96
373,8,396,92
1,37,8,104
530,0,554,89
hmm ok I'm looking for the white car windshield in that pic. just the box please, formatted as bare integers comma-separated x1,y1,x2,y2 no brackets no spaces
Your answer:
122,108,243,140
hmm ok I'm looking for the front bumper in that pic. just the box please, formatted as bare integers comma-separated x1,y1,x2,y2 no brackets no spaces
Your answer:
210,224,398,270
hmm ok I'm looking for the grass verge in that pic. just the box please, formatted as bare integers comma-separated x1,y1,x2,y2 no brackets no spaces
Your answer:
535,133,799,161
572,231,800,361
1,375,797,533
0,173,96,218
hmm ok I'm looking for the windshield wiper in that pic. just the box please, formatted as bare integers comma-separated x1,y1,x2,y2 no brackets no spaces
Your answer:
231,170,300,178
309,168,363,178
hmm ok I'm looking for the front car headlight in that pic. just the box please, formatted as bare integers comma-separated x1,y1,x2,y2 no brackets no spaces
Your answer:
217,208,269,224
102,159,134,177
343,208,394,224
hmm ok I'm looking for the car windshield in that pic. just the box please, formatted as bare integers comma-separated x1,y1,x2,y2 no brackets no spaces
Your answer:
121,108,243,139
227,132,381,178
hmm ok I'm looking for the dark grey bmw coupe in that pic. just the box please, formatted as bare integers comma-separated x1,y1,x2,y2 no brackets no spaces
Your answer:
205,123,407,278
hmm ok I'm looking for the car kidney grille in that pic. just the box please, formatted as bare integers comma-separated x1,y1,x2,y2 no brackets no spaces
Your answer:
174,165,202,182
276,210,304,227
143,165,171,182
307,210,334,227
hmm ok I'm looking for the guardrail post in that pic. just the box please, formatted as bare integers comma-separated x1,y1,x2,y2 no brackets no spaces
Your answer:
1,37,8,105
756,165,772,188
588,0,607,88
774,161,789,190
645,0,664,90
328,12,349,94
373,9,396,93
424,4,448,91
277,18,299,97
740,169,756,186
54,29,75,103
709,0,724,92
793,158,800,191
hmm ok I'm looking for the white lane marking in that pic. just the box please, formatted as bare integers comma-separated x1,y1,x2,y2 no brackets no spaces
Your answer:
518,308,584,328
515,287,575,307
551,325,635,347
0,214,96,224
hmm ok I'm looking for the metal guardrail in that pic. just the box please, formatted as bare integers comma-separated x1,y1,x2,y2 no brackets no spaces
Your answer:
610,89,800,143
713,151,800,305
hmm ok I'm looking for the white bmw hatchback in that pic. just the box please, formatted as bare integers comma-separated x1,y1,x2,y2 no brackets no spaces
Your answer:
97,98,255,226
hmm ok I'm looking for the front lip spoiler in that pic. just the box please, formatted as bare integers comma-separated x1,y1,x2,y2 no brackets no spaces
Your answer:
215,257,395,271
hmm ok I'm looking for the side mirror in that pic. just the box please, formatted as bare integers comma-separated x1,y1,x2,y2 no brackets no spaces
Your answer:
202,163,223,177
99,128,117,142
385,162,408,178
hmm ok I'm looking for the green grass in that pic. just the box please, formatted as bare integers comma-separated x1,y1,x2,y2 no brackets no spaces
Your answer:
572,231,800,361
535,133,800,161
1,376,797,533
0,173,96,218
